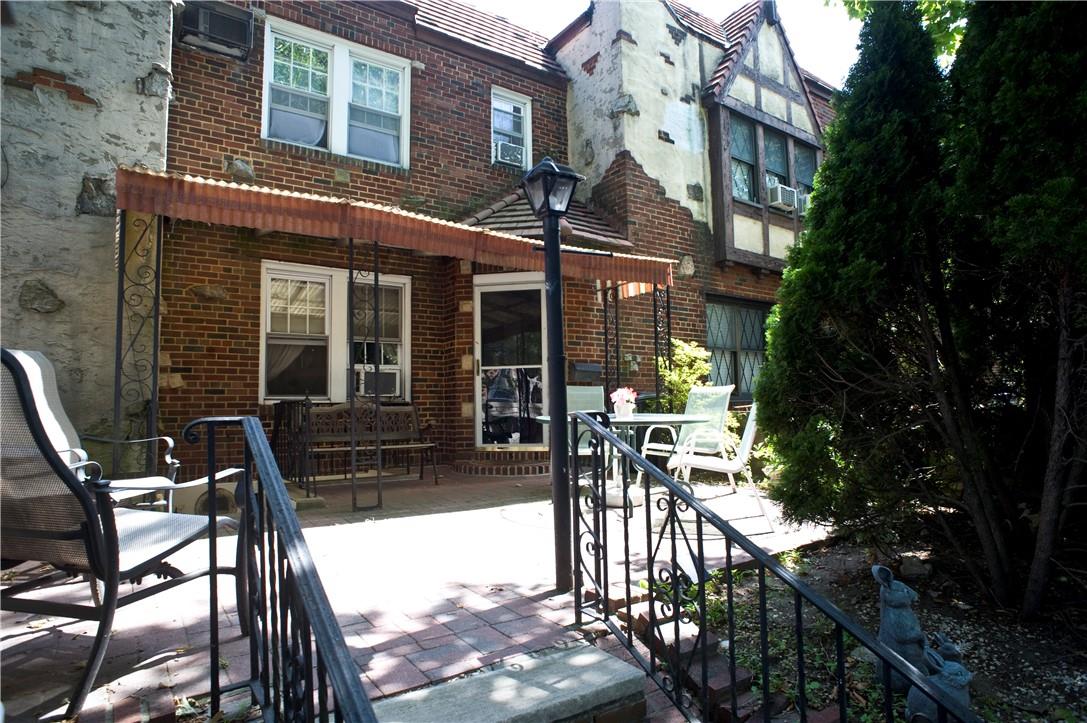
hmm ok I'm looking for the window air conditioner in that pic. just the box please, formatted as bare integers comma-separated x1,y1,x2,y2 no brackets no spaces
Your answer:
495,141,525,167
177,1,254,60
797,193,810,216
768,183,798,211
355,366,401,397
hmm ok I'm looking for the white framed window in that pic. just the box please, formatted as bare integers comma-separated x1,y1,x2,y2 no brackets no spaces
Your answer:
491,86,532,169
262,18,411,167
351,274,411,398
262,265,336,399
260,262,412,402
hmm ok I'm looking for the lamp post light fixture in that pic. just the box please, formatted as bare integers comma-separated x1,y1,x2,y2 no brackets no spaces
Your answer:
521,157,584,593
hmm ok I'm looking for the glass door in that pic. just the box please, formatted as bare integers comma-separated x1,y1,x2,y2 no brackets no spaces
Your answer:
474,278,547,446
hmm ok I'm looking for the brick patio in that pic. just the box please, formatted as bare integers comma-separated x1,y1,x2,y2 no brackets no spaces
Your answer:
0,469,826,722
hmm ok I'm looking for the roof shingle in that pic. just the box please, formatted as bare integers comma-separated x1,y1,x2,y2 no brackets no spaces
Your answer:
463,188,631,251
409,0,566,77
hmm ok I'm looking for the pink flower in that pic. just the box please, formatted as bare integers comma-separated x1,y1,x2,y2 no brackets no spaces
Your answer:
610,387,638,405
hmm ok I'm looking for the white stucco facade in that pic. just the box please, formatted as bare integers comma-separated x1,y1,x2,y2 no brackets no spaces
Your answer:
557,0,724,226
1,1,173,431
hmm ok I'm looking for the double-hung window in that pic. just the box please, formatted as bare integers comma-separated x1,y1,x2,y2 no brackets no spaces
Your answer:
265,273,330,398
730,115,757,202
349,59,402,165
263,19,411,167
269,36,330,148
352,276,410,397
491,87,532,169
706,299,770,401
261,262,412,402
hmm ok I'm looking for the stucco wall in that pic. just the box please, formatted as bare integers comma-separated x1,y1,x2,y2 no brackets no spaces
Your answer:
1,1,173,432
557,0,722,226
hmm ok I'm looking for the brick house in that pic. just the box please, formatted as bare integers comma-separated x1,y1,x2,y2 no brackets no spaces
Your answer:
118,0,672,482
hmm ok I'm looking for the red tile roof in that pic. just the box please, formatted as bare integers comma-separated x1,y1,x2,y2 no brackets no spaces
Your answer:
664,0,729,45
703,0,762,97
463,188,631,251
801,69,836,132
409,0,566,77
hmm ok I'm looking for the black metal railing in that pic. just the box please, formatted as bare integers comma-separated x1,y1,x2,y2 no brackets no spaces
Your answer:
570,412,975,723
182,416,375,722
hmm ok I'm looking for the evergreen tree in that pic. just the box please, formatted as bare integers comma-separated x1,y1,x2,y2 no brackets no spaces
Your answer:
757,1,1017,603
948,1,1087,616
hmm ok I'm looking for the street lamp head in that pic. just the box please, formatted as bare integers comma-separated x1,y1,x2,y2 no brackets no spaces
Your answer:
521,157,585,218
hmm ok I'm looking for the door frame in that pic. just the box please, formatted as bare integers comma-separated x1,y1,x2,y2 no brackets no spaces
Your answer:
473,272,548,449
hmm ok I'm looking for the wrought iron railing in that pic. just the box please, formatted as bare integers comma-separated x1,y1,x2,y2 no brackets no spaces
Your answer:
182,416,376,722
570,411,975,723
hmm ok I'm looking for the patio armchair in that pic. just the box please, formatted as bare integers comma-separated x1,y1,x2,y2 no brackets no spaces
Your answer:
9,349,181,509
0,347,248,719
637,385,734,479
566,385,606,457
673,403,772,532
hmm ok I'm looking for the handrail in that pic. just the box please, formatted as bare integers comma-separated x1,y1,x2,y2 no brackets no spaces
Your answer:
570,411,976,723
182,416,376,722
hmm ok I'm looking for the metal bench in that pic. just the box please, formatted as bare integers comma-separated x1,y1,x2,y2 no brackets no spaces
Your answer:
301,400,438,495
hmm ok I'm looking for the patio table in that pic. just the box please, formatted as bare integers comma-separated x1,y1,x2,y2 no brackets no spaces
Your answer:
536,412,710,509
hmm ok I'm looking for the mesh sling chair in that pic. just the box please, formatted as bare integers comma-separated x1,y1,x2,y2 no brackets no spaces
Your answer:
11,349,181,508
0,348,248,718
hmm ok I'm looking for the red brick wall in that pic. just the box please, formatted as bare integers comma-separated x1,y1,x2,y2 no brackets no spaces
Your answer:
161,1,577,464
167,0,567,216
591,151,780,396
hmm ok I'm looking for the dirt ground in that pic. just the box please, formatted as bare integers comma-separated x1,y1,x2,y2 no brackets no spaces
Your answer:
792,539,1087,722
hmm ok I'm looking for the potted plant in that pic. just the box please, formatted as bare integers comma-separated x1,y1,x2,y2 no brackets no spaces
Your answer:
610,387,637,418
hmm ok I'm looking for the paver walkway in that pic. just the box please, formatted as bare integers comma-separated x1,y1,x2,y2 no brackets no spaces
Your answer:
1,469,826,722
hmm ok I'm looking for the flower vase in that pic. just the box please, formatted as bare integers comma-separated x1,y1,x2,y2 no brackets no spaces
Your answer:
614,400,634,418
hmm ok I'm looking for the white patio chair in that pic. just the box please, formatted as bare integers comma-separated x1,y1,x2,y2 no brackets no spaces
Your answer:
673,403,772,532
638,385,734,475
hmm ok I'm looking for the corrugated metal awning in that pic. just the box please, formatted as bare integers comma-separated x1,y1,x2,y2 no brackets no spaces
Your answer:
115,167,673,289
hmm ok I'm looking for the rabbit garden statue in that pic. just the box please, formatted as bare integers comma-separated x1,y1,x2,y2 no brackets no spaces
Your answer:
873,564,928,692
931,632,963,664
906,648,973,722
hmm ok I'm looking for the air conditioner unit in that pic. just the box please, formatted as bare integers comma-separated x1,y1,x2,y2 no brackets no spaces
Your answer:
797,193,810,216
495,141,525,167
768,183,798,211
355,366,401,397
177,1,254,60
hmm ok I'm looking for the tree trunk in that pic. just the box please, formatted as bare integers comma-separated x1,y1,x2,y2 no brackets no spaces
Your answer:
1022,276,1076,617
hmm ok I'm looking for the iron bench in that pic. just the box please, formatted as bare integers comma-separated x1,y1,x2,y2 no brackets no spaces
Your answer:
301,400,438,495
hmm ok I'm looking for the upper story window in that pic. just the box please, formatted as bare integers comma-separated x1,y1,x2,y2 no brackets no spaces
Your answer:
491,87,532,169
795,145,817,195
350,59,402,165
764,130,788,189
730,116,757,203
269,36,330,148
729,112,819,208
263,19,411,168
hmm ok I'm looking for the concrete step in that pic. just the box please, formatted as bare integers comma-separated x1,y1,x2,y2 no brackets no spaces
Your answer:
371,643,646,723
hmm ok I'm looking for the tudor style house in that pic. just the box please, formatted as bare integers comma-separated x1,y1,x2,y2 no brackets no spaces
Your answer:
551,0,832,401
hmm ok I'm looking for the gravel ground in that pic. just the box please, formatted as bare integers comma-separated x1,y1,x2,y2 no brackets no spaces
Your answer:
795,542,1087,722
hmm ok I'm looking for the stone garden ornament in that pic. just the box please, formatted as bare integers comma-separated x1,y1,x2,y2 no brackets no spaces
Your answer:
873,564,928,692
906,648,973,722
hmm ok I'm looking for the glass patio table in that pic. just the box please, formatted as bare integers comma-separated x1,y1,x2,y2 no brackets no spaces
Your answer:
536,412,710,508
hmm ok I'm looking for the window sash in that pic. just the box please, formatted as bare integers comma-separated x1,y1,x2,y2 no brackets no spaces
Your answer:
264,21,411,167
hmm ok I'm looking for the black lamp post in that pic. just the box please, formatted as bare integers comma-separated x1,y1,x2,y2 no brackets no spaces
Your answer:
522,157,584,593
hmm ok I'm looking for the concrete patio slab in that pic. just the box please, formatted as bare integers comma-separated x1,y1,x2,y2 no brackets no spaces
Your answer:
1,468,828,722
